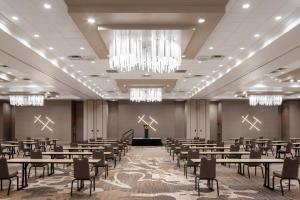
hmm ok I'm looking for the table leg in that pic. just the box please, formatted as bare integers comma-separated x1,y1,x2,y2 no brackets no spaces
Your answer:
18,163,29,190
263,163,273,190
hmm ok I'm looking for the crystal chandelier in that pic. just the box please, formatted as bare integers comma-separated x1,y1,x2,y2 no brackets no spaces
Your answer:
249,95,282,106
130,88,162,102
109,30,181,73
10,95,44,106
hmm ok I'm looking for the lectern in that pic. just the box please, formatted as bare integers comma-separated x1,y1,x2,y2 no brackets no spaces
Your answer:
143,124,149,138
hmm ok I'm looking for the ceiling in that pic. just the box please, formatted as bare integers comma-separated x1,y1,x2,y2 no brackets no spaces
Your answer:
0,0,299,101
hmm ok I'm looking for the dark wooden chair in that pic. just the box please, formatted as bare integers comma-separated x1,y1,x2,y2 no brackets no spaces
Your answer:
243,150,264,179
92,150,108,178
71,158,95,196
276,142,293,158
260,140,274,156
177,145,189,168
28,150,49,178
0,157,19,195
195,157,219,197
272,157,300,195
184,149,199,178
18,141,30,157
0,145,13,159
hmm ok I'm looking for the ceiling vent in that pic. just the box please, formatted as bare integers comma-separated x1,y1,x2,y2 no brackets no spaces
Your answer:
142,74,151,77
106,90,115,93
197,55,225,62
0,65,9,68
106,69,118,73
175,69,187,73
68,55,96,61
22,78,31,81
184,74,204,78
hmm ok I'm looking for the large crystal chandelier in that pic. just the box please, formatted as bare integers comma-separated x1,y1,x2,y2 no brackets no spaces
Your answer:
109,30,181,73
10,95,44,106
249,95,282,106
130,88,162,102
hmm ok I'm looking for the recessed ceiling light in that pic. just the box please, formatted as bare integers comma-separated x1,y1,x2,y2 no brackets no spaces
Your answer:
11,16,19,21
192,27,196,31
228,56,233,60
59,56,65,60
91,61,95,64
253,34,260,38
87,17,95,24
182,54,186,58
198,60,202,64
183,79,187,82
77,70,81,73
208,46,214,50
275,16,282,21
80,47,85,50
240,47,245,50
242,3,250,9
48,47,54,50
43,3,51,9
106,79,110,82
198,18,206,23
69,64,74,67
33,34,40,38
212,70,217,73
219,64,223,67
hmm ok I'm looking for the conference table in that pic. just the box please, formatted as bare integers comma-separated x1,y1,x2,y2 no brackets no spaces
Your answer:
1,144,19,158
42,151,116,167
7,158,100,189
191,158,284,190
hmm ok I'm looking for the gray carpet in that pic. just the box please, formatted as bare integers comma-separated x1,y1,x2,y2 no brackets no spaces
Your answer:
0,146,299,199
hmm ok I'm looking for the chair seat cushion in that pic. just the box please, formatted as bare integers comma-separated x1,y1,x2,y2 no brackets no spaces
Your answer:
9,171,18,178
273,171,282,177
90,171,95,178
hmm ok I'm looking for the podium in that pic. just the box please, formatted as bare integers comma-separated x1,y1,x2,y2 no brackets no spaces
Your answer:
144,124,149,138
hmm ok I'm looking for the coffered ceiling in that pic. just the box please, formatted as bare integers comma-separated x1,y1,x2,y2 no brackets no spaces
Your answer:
0,0,299,101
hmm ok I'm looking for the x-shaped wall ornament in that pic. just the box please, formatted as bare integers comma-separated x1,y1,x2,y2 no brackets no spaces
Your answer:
137,114,158,132
34,115,55,132
241,114,262,131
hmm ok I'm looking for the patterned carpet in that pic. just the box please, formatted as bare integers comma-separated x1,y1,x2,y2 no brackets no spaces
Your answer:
0,146,299,199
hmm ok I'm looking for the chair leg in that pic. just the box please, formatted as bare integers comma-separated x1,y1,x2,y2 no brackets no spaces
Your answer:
42,167,45,178
1,179,2,191
16,176,19,190
254,166,257,176
71,179,75,196
247,166,250,179
260,166,264,178
272,176,275,189
198,179,200,196
93,177,95,191
280,179,284,196
28,167,31,179
89,180,92,196
35,167,37,177
288,179,291,191
7,179,11,196
215,179,219,196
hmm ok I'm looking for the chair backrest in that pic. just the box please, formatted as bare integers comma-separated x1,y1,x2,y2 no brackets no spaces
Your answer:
286,142,293,153
199,157,216,179
30,149,42,159
0,157,9,178
259,136,263,139
249,150,261,159
187,149,199,165
18,141,25,151
216,142,224,147
239,138,244,145
70,143,78,147
96,137,102,141
180,145,189,152
26,137,31,140
73,158,90,179
92,150,105,165
281,157,299,178
230,144,239,152
89,138,95,142
54,145,63,152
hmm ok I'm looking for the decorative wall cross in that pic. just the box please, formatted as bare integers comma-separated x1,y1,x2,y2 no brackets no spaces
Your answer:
34,115,55,132
241,114,262,131
137,114,158,132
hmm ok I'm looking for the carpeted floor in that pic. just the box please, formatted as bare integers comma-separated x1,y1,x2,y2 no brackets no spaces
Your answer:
0,146,299,199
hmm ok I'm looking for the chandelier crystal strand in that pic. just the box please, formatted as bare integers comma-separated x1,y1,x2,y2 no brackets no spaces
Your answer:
9,95,44,106
130,88,162,102
249,95,282,106
109,30,181,73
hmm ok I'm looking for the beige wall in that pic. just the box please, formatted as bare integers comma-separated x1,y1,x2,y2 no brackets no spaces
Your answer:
15,100,72,143
107,101,186,139
221,101,281,140
281,100,300,139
